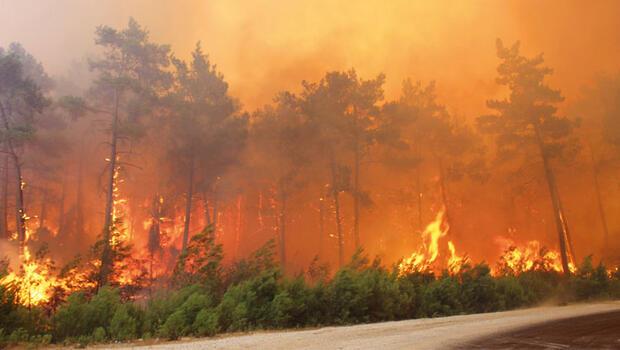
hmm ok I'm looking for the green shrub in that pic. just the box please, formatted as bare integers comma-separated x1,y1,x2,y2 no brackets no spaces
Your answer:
517,270,559,304
110,304,137,341
570,257,610,300
159,310,186,340
217,269,280,331
193,309,219,336
495,276,526,310
422,276,462,317
459,264,500,313
143,284,208,336
91,327,106,343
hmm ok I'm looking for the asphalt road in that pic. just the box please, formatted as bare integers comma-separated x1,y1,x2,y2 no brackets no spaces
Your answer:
456,309,620,349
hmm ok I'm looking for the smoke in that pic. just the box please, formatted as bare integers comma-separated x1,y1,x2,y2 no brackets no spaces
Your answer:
1,0,619,115
0,0,618,271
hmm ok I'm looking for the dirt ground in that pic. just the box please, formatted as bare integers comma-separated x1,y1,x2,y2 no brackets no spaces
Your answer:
111,301,620,350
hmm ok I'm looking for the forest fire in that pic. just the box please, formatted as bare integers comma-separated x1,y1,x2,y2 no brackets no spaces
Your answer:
495,240,577,275
1,245,55,306
398,208,465,274
0,3,619,346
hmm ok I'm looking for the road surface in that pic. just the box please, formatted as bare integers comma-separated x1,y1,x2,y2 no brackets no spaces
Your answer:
113,301,620,349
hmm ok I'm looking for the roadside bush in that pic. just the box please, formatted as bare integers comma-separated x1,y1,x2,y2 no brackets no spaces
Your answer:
159,310,186,340
217,269,280,331
516,270,559,304
495,276,526,310
421,275,462,317
570,256,610,300
110,304,138,341
193,308,219,336
157,288,214,339
459,264,500,313
143,284,208,336
270,280,301,327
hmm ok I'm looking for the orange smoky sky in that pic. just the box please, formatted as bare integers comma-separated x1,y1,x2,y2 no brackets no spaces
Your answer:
0,0,619,116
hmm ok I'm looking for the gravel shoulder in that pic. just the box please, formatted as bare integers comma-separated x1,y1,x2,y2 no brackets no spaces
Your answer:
110,301,620,350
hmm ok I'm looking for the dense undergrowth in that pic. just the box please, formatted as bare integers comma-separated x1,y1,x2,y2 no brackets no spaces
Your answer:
1,228,619,347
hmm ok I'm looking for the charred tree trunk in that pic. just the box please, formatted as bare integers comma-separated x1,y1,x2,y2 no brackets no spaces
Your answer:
38,189,47,230
203,193,212,226
415,168,423,232
278,190,287,271
0,154,8,239
99,88,121,287
181,154,195,253
212,192,218,230
588,142,610,251
75,153,85,238
147,195,163,293
535,126,573,275
57,177,66,238
437,157,452,231
13,158,25,243
0,103,26,244
353,137,361,249
319,194,325,258
330,158,344,268
234,195,243,260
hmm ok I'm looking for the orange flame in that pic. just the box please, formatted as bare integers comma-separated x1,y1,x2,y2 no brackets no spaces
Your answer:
398,208,463,274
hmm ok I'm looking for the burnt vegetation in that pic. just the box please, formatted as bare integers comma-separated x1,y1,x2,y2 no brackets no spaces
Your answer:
0,19,619,346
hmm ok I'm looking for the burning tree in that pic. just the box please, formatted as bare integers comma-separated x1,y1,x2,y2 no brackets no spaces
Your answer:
379,79,486,247
0,43,51,243
300,70,385,266
87,18,172,287
249,92,315,270
478,40,580,274
166,42,246,256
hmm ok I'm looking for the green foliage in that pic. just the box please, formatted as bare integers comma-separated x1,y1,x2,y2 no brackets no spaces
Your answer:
217,269,280,331
193,309,219,336
3,256,620,345
173,225,224,291
569,256,611,300
159,310,186,340
110,304,138,341
494,276,526,310
52,287,133,342
459,264,499,313
143,284,212,337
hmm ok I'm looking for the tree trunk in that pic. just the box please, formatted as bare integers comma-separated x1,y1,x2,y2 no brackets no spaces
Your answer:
234,195,243,260
203,193,211,226
13,158,25,243
75,153,85,238
0,154,8,239
437,157,452,232
278,190,287,270
0,103,26,244
212,192,218,230
353,138,361,249
181,155,195,253
415,168,423,233
99,88,120,287
38,189,47,230
330,158,344,268
57,177,66,238
535,126,573,275
588,142,610,251
319,194,325,258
